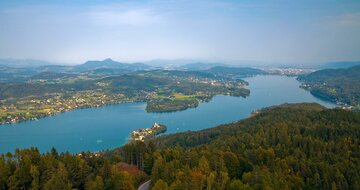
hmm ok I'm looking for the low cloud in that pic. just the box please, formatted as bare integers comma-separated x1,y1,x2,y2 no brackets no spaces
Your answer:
87,8,163,27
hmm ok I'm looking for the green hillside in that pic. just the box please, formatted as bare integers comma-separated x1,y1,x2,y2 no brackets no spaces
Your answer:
298,66,360,108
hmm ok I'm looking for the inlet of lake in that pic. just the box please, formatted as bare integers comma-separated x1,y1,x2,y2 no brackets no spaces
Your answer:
0,75,336,154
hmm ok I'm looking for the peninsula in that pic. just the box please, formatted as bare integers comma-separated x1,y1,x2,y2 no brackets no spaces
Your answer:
130,123,167,142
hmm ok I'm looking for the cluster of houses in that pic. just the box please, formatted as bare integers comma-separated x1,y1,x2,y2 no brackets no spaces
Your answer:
131,123,165,142
0,92,129,124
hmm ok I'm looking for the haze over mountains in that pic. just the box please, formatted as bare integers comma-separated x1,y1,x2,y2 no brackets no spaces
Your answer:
1,58,360,70
0,59,55,68
0,58,237,70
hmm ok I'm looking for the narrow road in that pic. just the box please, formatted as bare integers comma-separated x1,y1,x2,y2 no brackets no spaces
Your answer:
138,180,151,190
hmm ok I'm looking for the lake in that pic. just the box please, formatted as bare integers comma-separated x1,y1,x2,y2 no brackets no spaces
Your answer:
0,75,336,154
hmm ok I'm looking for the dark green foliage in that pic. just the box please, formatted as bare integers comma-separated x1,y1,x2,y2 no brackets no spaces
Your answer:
43,163,72,190
146,98,199,112
108,141,156,175
104,168,135,190
85,176,104,190
152,179,169,190
0,149,147,190
148,103,360,189
0,83,62,99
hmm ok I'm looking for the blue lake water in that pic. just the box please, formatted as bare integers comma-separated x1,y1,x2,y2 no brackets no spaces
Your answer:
0,76,336,154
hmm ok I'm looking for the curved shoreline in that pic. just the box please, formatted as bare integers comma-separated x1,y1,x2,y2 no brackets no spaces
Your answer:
1,91,250,126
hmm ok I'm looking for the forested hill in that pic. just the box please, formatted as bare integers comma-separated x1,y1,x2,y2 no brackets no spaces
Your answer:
142,103,360,189
298,65,360,108
153,103,328,148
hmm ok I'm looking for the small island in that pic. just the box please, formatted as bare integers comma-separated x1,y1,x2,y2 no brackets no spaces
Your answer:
130,123,167,142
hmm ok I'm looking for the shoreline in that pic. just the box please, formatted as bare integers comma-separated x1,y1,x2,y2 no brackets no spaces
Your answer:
1,91,250,125
0,99,141,125
129,123,167,142
0,76,344,154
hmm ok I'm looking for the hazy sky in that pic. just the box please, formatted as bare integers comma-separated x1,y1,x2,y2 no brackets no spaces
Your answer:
1,0,360,64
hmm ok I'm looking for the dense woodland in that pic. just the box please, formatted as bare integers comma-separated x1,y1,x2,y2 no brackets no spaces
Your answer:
111,103,360,189
146,98,199,112
298,66,360,108
0,148,149,190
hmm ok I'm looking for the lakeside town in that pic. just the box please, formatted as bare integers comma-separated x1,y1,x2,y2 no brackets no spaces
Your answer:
0,92,137,124
260,67,315,76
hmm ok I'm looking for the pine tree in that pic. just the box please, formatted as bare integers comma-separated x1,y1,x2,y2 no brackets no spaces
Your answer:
30,165,40,190
44,163,72,190
85,176,104,190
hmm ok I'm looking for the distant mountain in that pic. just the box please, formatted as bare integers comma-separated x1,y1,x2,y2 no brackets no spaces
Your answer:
74,58,152,72
30,72,77,80
145,59,200,68
318,61,360,69
176,62,228,70
0,58,267,82
204,66,267,78
37,65,74,73
0,59,56,68
298,65,360,83
0,65,37,83
144,59,277,68
85,68,132,76
0,58,157,83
